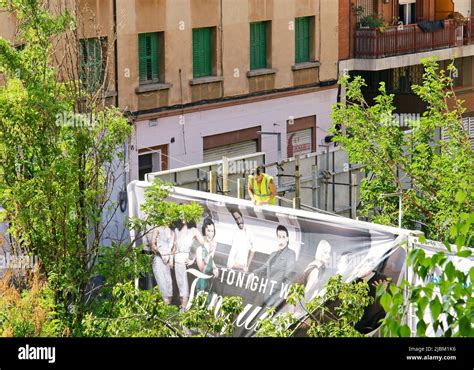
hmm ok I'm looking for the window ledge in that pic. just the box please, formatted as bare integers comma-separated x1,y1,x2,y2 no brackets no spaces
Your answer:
135,83,172,94
189,76,224,86
292,61,321,71
247,68,278,77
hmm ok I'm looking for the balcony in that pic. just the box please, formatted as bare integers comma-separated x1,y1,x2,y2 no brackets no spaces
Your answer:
355,19,474,59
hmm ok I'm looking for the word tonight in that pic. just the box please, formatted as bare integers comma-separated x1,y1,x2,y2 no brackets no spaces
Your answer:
18,345,56,364
219,268,292,297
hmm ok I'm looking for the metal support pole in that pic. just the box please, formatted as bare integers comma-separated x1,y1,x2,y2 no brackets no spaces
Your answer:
398,193,403,229
312,165,319,208
294,156,301,209
222,156,229,195
380,192,403,228
209,171,218,194
237,178,245,199
351,172,358,220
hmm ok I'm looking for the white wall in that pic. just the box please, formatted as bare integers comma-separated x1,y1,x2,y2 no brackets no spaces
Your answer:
131,87,338,180
454,0,471,16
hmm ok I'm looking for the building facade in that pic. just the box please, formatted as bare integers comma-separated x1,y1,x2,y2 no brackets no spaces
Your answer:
114,0,339,181
339,0,474,138
0,0,339,179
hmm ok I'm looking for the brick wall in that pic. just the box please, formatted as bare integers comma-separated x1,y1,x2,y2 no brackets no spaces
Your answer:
339,0,351,60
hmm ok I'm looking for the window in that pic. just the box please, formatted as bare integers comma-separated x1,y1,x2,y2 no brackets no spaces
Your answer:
138,33,162,85
399,2,416,25
352,65,424,94
138,154,153,181
295,17,311,64
138,152,163,181
80,38,106,92
250,21,269,70
193,27,213,78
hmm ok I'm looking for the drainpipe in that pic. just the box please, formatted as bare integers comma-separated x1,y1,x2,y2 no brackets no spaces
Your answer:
113,0,119,108
220,0,224,97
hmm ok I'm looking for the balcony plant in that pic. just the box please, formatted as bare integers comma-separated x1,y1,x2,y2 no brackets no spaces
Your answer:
447,11,467,26
359,14,388,32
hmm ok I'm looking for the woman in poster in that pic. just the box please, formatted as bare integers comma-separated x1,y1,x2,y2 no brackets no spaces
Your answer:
149,225,174,304
303,239,332,302
195,218,219,293
173,220,205,309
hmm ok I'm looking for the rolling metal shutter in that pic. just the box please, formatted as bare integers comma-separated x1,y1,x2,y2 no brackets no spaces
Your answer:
442,117,474,149
203,140,258,163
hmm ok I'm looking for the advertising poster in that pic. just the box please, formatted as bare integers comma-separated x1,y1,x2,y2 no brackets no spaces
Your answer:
128,181,412,336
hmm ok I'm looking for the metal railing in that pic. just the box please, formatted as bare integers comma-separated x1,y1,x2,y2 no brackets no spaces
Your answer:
355,18,470,59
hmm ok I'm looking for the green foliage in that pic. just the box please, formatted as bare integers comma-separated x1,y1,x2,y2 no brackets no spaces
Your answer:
379,207,473,337
360,14,387,32
332,58,474,242
0,271,65,337
137,178,203,229
0,0,132,333
256,276,372,337
82,285,244,337
179,293,244,337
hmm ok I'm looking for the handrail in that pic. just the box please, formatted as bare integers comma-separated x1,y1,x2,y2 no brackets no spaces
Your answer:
355,18,468,59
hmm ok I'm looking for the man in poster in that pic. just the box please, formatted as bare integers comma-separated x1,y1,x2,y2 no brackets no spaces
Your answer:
227,209,255,272
253,225,296,307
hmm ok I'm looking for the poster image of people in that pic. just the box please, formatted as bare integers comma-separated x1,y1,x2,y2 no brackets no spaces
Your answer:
128,182,412,337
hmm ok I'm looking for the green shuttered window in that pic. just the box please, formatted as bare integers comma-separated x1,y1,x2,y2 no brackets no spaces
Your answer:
295,17,311,64
193,28,212,78
80,38,105,92
138,33,160,84
250,22,267,70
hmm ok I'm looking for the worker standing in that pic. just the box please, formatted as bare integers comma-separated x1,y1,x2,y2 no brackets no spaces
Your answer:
247,166,277,206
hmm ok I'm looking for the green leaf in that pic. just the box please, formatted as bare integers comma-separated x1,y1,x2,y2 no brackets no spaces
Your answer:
417,296,429,318
416,320,427,336
392,292,403,307
455,190,466,204
398,324,411,337
455,235,466,248
444,262,456,282
456,250,472,258
459,316,472,337
380,293,392,313
429,298,442,321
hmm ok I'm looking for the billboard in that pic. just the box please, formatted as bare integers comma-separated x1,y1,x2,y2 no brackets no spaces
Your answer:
128,181,414,337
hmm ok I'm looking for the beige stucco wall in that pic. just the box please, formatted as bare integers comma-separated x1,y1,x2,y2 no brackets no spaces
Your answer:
0,12,16,43
319,0,338,81
1,1,339,111
116,0,338,111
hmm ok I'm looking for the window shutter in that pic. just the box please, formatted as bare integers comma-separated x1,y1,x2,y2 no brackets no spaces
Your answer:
203,28,211,76
80,38,105,92
193,29,202,77
296,17,310,63
250,22,267,70
92,39,102,89
150,33,160,82
145,36,152,81
139,33,160,84
138,35,145,83
193,28,212,78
